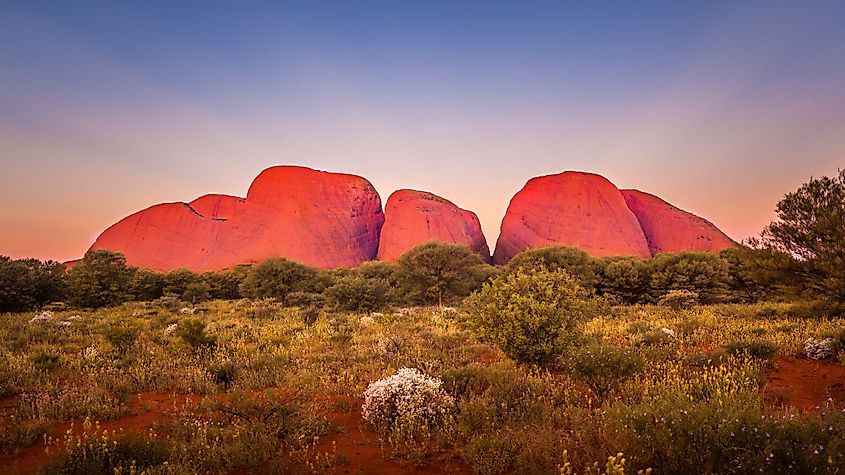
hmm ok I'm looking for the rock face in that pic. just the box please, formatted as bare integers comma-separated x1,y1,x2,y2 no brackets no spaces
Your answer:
493,172,652,264
493,171,736,264
621,189,736,255
377,190,490,262
89,166,384,272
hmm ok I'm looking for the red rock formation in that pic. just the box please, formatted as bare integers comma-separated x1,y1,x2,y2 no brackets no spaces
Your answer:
377,189,490,262
89,166,384,272
493,172,651,264
189,194,244,220
621,189,736,254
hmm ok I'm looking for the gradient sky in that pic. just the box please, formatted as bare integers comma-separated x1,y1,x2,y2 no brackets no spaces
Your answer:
1,1,844,262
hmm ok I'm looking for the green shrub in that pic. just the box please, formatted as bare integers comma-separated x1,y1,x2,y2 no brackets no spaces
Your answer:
67,250,133,308
649,252,729,304
177,318,216,351
212,361,237,389
37,423,169,475
324,273,388,312
567,345,643,404
658,289,699,310
461,431,521,475
129,269,165,302
30,350,60,372
103,322,140,356
722,340,778,360
506,246,599,291
239,257,324,301
396,242,494,306
0,256,66,312
597,256,651,304
637,329,673,347
182,280,211,304
464,268,591,365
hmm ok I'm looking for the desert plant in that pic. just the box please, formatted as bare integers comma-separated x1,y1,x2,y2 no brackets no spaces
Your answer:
464,268,592,365
396,242,494,306
103,322,140,356
239,257,324,301
722,340,778,360
506,246,599,291
66,250,133,308
649,252,729,304
362,368,455,436
567,345,643,404
658,289,699,310
177,318,216,351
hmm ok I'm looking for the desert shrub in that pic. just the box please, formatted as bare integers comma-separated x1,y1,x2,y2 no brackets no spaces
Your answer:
30,350,60,372
202,267,247,300
37,420,169,475
128,268,165,301
441,363,514,399
637,329,674,347
177,318,216,351
720,246,780,303
362,368,455,436
182,280,211,304
103,321,140,356
608,392,845,474
567,345,643,404
597,256,651,304
649,252,729,304
506,246,599,291
828,327,845,354
803,338,834,360
753,169,845,304
239,257,324,301
0,257,66,312
211,361,237,389
722,340,778,360
162,268,198,297
658,289,699,310
324,273,384,312
396,242,494,306
625,320,652,335
461,431,521,475
465,268,592,365
67,250,133,308
285,290,325,309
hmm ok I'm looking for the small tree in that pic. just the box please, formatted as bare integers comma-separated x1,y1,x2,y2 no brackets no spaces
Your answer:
567,345,643,404
202,267,247,300
129,268,166,302
67,250,133,308
505,246,599,290
648,252,729,304
597,256,651,304
464,268,592,365
0,257,66,311
239,258,323,301
104,321,141,356
396,242,494,306
177,318,216,351
753,170,845,303
324,273,384,312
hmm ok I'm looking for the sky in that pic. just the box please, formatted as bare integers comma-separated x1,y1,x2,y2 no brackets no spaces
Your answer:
1,0,844,262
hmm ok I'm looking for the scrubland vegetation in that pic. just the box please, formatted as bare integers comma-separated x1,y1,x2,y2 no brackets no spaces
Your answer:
0,172,843,474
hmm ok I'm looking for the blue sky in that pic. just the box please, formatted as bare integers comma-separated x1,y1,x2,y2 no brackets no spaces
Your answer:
1,1,844,260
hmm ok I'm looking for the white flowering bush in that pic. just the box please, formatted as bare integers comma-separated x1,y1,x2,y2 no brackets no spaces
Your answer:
803,337,834,360
362,368,454,436
30,311,54,323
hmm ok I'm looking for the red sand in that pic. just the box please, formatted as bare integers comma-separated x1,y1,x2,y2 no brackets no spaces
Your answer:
763,357,845,410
